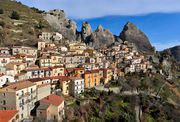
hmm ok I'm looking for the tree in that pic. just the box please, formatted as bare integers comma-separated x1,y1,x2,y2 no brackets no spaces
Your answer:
10,11,20,20
0,9,3,14
0,21,5,27
36,20,44,29
129,78,138,91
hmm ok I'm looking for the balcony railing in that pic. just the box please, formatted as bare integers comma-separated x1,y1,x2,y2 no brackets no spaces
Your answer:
18,92,32,99
1,60,7,63
26,99,31,103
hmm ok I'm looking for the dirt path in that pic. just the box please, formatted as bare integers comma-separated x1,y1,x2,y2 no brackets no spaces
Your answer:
167,83,180,98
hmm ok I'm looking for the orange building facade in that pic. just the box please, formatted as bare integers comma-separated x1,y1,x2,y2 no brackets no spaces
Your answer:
84,70,100,88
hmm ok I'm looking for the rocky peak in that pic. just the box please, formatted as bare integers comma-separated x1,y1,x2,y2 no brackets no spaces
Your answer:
163,46,180,62
96,25,104,32
44,9,77,41
81,22,93,43
89,25,115,49
120,21,155,54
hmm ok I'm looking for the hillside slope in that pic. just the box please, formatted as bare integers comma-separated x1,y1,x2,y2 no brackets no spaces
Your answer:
0,0,54,46
162,46,180,62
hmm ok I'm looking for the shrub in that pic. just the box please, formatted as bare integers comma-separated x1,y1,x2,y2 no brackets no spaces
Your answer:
31,7,44,13
10,11,20,20
0,9,3,14
0,21,5,27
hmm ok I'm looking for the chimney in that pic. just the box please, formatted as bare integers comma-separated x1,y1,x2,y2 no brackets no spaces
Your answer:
47,96,49,100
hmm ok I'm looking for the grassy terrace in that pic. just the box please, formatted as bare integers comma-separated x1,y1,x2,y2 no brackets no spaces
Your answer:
0,0,53,46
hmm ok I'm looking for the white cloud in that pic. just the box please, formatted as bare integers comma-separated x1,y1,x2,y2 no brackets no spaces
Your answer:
152,40,180,51
18,0,180,19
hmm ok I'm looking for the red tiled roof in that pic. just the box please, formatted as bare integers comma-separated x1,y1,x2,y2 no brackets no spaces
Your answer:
58,76,71,81
25,68,42,72
41,94,64,106
85,70,99,74
41,67,52,71
50,66,64,69
74,68,84,70
64,69,68,74
37,83,50,88
0,110,18,122
6,81,36,91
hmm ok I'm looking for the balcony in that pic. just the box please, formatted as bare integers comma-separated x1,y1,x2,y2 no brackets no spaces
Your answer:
18,92,31,99
31,96,37,100
59,109,64,115
1,60,7,63
19,102,24,107
25,92,31,96
26,99,31,103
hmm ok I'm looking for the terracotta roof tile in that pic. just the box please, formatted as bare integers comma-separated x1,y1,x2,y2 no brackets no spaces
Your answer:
0,110,18,122
5,81,36,91
40,94,64,106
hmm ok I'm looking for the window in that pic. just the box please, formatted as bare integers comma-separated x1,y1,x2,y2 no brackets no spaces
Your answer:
22,91,24,96
6,78,9,82
31,88,33,93
3,107,6,110
2,93,6,96
21,114,23,119
32,72,35,76
22,99,24,105
2,100,6,105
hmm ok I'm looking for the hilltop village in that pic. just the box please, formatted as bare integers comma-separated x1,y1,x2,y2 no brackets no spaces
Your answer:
0,31,153,121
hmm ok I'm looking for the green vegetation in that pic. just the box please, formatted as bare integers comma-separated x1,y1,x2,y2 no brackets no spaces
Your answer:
0,8,3,14
0,21,5,27
140,93,180,122
10,11,20,20
31,7,45,13
65,89,136,122
0,0,54,46
68,101,78,108
143,113,155,122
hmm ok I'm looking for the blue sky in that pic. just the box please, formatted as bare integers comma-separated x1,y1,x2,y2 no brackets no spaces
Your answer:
17,0,180,51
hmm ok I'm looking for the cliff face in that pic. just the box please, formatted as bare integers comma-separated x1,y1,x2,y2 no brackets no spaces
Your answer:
44,9,77,41
81,24,115,49
81,22,93,43
120,22,155,54
44,10,157,53
163,46,180,62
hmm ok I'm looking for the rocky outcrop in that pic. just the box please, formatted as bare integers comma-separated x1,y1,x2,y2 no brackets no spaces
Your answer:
83,25,115,49
114,36,123,43
120,22,155,54
44,9,77,41
163,46,180,62
81,22,93,43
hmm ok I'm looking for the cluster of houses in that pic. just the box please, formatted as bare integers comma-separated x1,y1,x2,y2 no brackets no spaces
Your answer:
0,32,153,121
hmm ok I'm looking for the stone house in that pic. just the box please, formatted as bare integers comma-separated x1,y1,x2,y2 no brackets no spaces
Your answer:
6,62,26,75
69,77,84,97
37,94,64,121
0,54,11,68
59,76,71,95
0,81,37,121
0,74,15,88
84,70,100,88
